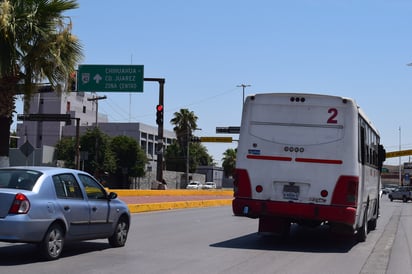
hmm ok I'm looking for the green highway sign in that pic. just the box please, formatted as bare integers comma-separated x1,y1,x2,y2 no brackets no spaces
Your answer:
77,65,144,92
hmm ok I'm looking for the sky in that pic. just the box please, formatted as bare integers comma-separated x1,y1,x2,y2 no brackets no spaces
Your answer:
12,0,412,166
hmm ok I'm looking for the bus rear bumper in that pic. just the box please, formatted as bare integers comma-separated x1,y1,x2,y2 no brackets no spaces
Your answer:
232,197,357,226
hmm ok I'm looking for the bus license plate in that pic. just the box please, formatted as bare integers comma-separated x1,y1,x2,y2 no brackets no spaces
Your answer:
283,185,299,200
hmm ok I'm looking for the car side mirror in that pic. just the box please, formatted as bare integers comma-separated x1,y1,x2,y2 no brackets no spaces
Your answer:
108,192,118,200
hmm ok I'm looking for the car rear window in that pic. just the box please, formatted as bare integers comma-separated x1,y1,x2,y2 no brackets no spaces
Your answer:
0,169,42,191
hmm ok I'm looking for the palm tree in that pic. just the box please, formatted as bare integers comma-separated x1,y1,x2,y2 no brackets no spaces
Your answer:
170,108,199,147
222,148,236,178
0,0,83,167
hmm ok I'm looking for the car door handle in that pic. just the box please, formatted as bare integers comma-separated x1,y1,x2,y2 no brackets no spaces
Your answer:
92,207,97,212
64,206,70,211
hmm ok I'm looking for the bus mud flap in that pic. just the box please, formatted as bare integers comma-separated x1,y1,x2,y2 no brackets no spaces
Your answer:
258,216,291,236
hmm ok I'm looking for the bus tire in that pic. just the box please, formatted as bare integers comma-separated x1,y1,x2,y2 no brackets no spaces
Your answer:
357,210,368,242
367,218,377,231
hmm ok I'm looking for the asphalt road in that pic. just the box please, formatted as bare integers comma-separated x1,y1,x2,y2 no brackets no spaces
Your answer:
0,196,411,274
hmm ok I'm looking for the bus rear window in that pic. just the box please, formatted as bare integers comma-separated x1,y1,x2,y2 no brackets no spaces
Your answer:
248,104,345,145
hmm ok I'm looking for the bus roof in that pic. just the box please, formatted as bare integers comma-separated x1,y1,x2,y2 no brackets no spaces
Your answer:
246,92,380,136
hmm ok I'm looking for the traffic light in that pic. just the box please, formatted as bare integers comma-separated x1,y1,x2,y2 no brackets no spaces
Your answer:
156,104,163,125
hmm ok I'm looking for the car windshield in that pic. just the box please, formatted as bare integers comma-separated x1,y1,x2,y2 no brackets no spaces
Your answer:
0,169,42,191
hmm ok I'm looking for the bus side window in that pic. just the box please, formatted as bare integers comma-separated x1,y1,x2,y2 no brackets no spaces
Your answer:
360,127,366,165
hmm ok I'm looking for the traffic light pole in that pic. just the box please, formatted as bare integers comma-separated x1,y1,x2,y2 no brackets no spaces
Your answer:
144,78,165,182
75,118,80,170
17,114,82,170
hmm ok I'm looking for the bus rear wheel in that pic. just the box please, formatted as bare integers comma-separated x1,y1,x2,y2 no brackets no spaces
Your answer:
357,211,368,242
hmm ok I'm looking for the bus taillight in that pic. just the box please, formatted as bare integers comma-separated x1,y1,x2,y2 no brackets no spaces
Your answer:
233,169,252,198
331,176,359,206
255,185,263,193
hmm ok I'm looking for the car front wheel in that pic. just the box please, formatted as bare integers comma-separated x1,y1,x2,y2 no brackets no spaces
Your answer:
39,223,65,260
108,216,129,247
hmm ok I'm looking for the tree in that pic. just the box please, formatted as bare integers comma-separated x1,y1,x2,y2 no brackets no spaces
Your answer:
166,108,213,172
80,128,116,176
164,142,185,171
190,142,213,168
168,108,199,172
110,135,147,188
0,0,83,167
170,108,198,147
55,136,76,168
164,141,213,172
55,132,147,188
222,148,236,178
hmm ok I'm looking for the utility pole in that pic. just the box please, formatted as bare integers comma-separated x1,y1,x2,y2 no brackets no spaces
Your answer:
87,95,107,127
237,84,251,105
399,126,402,186
185,126,201,185
87,95,107,168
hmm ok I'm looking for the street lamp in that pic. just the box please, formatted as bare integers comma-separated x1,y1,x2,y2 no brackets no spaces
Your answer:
237,84,251,106
186,126,201,185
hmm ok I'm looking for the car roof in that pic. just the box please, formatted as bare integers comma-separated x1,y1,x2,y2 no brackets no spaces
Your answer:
0,166,87,176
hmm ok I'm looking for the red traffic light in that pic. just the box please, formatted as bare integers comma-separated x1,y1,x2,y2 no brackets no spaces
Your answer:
156,105,163,112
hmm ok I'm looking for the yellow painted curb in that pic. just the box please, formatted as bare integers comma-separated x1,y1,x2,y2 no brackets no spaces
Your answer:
113,189,233,197
128,199,233,213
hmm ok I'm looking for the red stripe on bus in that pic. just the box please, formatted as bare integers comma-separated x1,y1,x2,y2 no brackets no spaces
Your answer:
295,158,343,164
246,155,292,161
232,198,356,226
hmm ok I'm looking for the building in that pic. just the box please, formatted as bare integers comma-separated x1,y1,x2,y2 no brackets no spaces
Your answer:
16,91,107,148
15,91,176,171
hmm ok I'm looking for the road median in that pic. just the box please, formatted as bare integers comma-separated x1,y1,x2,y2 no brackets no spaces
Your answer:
111,189,234,213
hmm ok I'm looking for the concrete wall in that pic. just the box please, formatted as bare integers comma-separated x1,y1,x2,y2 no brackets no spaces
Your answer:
130,170,206,190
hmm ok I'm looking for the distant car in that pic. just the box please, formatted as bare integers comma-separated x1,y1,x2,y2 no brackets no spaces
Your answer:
0,166,130,260
202,182,217,189
382,185,397,194
388,186,412,202
186,181,202,189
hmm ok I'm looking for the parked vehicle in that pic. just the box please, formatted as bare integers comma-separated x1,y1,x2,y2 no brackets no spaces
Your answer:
388,186,412,202
202,182,217,189
186,181,202,189
0,166,130,260
382,184,398,195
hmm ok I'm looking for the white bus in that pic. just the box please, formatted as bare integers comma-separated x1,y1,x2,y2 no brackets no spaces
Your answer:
233,93,386,241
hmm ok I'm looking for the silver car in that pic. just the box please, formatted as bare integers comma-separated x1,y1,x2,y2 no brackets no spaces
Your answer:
388,186,412,202
0,166,130,260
